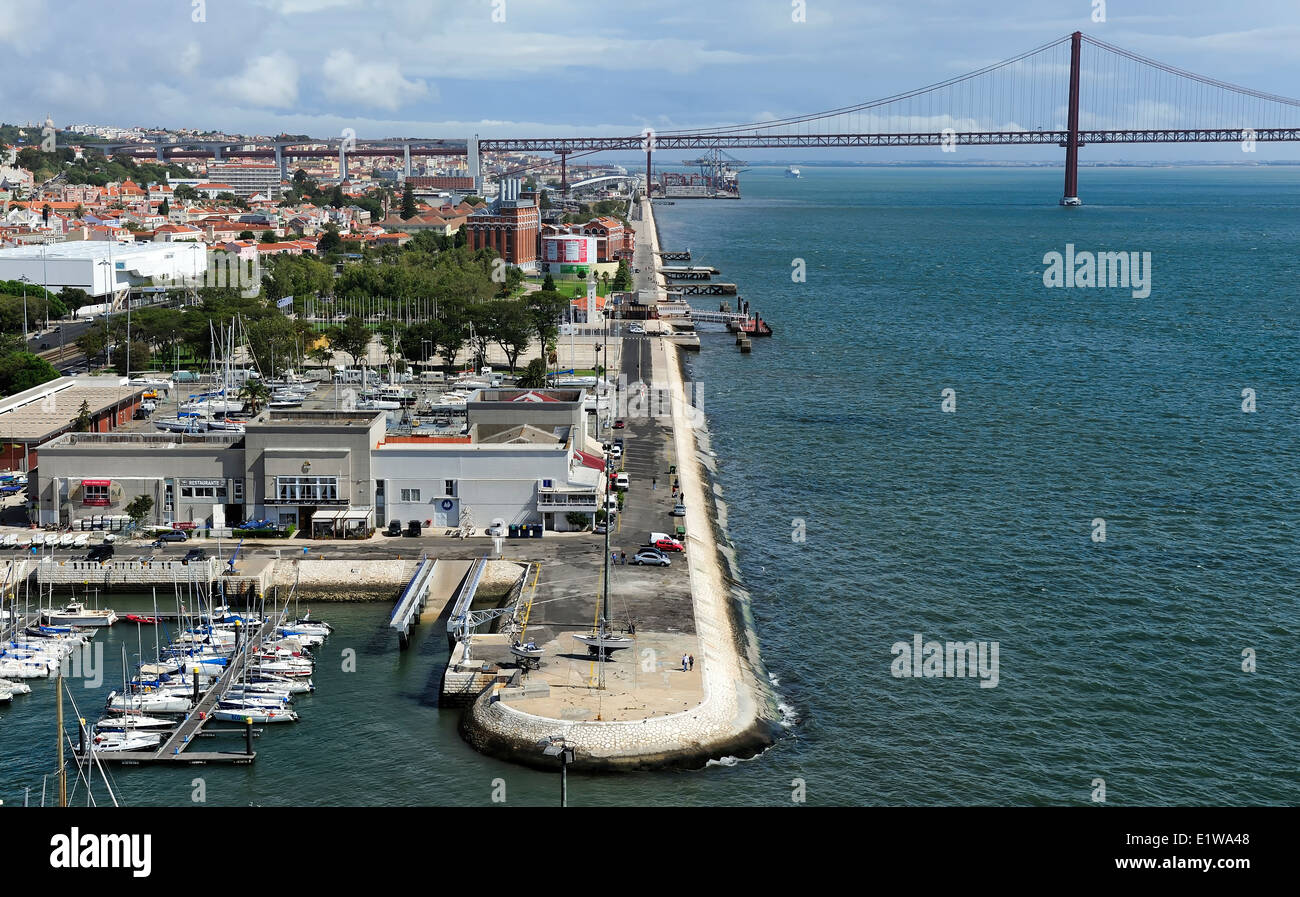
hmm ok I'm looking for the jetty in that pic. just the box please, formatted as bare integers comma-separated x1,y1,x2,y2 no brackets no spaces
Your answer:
74,616,275,765
390,555,474,648
654,249,691,261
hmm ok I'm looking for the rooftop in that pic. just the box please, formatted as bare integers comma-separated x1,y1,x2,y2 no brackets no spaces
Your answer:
0,377,146,442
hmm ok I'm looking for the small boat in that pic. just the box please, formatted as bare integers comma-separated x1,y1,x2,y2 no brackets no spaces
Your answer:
509,640,544,662
58,533,77,548
125,614,160,624
105,690,192,714
88,730,163,752
211,707,298,724
785,166,801,178
571,631,635,653
72,534,89,549
44,601,118,628
94,714,173,732
0,678,33,695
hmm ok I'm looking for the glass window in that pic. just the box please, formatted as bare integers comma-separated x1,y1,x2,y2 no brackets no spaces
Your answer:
444,480,456,497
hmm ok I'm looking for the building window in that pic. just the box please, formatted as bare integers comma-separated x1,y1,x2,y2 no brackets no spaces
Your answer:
542,479,553,489
83,483,109,506
444,480,456,497
274,476,339,503
233,481,243,503
400,488,421,502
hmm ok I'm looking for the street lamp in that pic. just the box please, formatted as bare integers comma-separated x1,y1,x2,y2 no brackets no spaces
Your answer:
538,736,575,806
18,275,30,342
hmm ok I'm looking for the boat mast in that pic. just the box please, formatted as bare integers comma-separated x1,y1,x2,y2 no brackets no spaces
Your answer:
56,666,66,807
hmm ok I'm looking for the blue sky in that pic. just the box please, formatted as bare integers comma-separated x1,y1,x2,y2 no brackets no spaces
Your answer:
2,0,1297,162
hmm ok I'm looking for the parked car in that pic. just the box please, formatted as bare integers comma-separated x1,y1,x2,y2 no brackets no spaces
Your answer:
151,530,188,545
609,446,623,461
594,522,608,534
384,520,403,536
651,536,684,552
628,324,645,335
631,551,670,567
404,520,422,537
613,419,626,429
671,503,686,517
613,438,625,449
86,544,114,562
605,495,619,512
183,548,208,562
615,472,630,491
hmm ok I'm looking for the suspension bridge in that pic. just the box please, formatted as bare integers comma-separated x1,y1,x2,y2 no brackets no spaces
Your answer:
98,31,1300,205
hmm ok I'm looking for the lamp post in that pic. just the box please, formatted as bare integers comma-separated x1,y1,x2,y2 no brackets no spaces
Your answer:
538,736,575,807
18,275,30,342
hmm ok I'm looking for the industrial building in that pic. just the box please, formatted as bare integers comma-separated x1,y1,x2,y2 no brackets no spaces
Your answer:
0,241,207,298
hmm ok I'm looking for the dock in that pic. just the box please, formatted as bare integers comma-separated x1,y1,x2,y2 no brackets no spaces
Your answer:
658,265,718,280
390,556,475,648
75,616,275,765
671,282,737,295
654,249,691,261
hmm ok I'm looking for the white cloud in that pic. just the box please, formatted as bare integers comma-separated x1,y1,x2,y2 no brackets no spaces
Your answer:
221,53,299,108
258,0,360,13
321,50,430,111
0,0,45,47
178,41,202,75
38,72,108,112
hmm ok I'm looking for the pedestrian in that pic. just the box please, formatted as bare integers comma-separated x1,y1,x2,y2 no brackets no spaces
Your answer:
688,654,694,671
652,477,657,490
620,550,626,565
611,550,617,565
681,653,689,672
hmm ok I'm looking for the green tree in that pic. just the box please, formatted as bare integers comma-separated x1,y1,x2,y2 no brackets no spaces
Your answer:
0,351,59,396
113,340,151,376
173,184,197,201
125,494,154,527
317,228,342,254
516,357,548,389
238,230,255,241
400,180,417,219
328,317,372,368
238,378,272,415
72,400,93,432
261,230,277,243
611,259,632,291
565,511,589,530
525,290,568,366
486,299,532,374
542,273,556,292
306,343,334,371
158,197,169,216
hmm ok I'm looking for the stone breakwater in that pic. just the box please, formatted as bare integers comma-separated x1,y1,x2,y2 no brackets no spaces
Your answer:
461,207,781,769
273,558,419,601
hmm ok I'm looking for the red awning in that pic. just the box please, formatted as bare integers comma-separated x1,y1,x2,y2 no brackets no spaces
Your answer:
574,450,605,472
81,479,111,487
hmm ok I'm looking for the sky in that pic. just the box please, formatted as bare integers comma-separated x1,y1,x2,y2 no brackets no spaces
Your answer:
1,0,1298,163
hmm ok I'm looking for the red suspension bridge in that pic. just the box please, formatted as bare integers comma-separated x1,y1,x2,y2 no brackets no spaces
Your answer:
100,32,1300,205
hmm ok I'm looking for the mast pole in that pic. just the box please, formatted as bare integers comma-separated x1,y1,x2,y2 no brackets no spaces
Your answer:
56,667,66,808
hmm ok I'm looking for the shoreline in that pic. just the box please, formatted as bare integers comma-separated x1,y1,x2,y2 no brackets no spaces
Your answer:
459,198,781,771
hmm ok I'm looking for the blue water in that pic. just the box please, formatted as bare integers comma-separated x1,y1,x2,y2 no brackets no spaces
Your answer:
661,165,1300,805
2,166,1296,806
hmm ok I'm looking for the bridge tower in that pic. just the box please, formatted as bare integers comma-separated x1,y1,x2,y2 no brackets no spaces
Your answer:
403,143,412,178
468,134,481,193
558,150,569,195
275,144,287,180
1061,30,1083,206
338,142,348,181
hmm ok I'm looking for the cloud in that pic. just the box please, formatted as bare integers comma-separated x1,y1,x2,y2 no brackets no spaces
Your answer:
221,53,299,108
0,0,45,47
258,0,360,13
178,41,202,75
321,50,430,111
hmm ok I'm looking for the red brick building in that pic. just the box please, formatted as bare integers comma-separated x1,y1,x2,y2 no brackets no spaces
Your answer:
466,204,540,271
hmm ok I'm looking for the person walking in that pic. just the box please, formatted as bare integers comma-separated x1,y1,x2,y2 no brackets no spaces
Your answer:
681,653,689,673
687,654,694,671
652,477,657,490
620,550,627,565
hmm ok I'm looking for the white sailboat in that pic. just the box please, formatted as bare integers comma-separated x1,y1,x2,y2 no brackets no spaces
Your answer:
89,730,164,752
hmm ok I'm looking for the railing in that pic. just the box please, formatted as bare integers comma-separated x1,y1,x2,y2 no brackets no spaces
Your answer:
537,492,599,509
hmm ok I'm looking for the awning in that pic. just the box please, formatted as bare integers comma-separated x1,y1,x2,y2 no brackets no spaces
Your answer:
311,508,347,525
343,508,371,521
574,450,605,472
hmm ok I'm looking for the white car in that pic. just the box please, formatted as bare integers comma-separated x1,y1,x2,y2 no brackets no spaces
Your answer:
609,445,622,461
614,473,630,491
628,324,645,335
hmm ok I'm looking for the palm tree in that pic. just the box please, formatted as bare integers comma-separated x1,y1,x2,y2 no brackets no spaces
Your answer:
238,378,272,416
516,358,548,389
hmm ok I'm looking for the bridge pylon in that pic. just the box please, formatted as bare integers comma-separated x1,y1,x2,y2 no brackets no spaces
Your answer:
1061,30,1083,206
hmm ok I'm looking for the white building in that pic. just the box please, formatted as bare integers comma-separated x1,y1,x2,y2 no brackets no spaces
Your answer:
0,241,207,298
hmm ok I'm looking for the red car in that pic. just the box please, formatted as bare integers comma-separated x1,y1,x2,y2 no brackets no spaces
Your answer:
653,537,684,552
613,419,626,429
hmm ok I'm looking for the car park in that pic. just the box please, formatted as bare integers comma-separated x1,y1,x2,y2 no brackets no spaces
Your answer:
631,550,670,566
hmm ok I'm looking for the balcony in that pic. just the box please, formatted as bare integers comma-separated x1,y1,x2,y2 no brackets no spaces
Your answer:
537,491,598,511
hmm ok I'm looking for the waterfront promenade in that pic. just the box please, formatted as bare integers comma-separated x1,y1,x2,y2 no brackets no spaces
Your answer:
459,198,777,769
